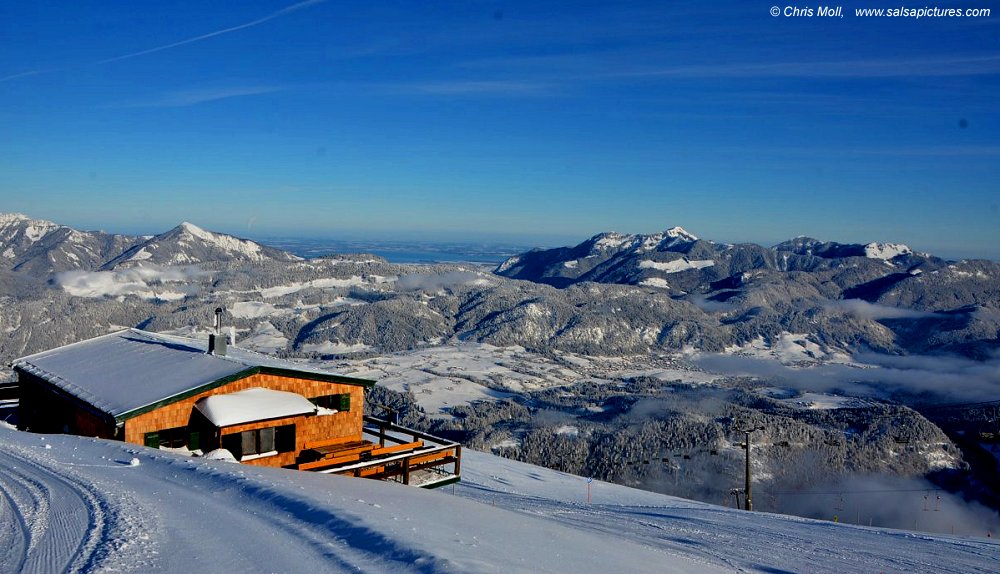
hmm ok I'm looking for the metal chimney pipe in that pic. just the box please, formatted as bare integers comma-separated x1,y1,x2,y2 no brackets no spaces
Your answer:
209,308,227,356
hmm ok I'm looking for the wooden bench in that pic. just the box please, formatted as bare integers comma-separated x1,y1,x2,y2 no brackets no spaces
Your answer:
310,440,373,459
369,440,423,457
297,440,425,471
303,435,363,451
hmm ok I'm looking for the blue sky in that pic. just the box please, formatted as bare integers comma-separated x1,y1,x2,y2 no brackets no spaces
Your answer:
1,1,997,258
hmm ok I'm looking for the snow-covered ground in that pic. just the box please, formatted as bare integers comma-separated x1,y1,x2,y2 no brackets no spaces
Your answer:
721,333,855,365
331,345,710,416
638,258,715,273
1,425,997,573
334,344,585,415
760,388,875,410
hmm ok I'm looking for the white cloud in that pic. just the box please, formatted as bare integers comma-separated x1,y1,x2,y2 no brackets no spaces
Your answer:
397,271,489,292
824,299,943,320
694,352,1000,403
55,265,206,301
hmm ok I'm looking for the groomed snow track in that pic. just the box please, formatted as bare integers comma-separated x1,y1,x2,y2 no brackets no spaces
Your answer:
0,447,108,573
1,427,997,573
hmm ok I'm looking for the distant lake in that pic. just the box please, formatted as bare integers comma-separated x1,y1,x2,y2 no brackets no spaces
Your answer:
256,237,534,265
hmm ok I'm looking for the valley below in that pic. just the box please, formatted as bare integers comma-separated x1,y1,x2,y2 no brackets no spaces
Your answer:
1,213,998,535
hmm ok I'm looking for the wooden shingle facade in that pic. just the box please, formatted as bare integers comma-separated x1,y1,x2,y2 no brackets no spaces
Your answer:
123,372,367,469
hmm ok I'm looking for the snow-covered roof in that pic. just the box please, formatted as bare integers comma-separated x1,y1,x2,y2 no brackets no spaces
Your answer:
195,388,316,427
12,329,374,421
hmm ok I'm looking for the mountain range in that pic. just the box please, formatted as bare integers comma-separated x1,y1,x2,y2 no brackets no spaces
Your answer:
1,213,998,533
0,213,298,276
1,214,997,361
1,214,997,364
496,227,1000,359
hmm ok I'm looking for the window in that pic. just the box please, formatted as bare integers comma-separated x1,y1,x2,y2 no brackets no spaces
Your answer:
240,430,257,455
159,426,188,448
310,393,350,412
259,426,276,453
221,433,242,458
144,427,200,450
275,425,295,453
221,424,296,459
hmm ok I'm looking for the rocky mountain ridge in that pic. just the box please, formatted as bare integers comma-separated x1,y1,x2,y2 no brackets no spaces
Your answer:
1,215,996,364
0,213,298,276
495,227,950,290
0,213,137,275
495,227,1000,359
101,221,300,269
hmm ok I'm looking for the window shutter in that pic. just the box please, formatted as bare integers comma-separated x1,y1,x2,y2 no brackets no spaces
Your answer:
144,432,160,449
242,430,257,455
188,430,200,451
259,427,276,453
338,393,351,412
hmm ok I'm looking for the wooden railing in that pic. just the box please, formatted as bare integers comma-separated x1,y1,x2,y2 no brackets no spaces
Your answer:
297,416,461,488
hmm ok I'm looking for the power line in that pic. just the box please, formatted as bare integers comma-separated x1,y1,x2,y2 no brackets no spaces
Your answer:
763,488,944,496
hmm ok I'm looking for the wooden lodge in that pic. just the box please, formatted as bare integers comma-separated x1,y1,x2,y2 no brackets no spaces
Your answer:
12,328,460,488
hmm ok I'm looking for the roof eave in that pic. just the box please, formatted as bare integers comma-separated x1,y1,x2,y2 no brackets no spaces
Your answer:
13,364,120,427
258,366,377,389
115,366,376,423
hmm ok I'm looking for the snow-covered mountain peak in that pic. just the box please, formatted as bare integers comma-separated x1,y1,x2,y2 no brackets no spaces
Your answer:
773,237,915,262
591,227,698,253
664,226,698,242
171,221,262,257
0,212,59,228
864,242,912,260
0,212,61,242
648,226,699,250
495,254,521,274
781,236,821,247
177,221,210,238
0,214,140,274
591,232,636,251
100,222,300,269
0,212,33,225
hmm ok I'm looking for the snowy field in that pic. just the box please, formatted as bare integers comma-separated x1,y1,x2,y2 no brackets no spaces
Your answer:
329,345,716,416
1,425,997,573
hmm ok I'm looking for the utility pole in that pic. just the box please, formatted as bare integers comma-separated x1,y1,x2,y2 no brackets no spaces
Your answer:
736,426,765,511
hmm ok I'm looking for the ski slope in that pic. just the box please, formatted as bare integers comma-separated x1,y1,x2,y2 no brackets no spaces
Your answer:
0,425,997,573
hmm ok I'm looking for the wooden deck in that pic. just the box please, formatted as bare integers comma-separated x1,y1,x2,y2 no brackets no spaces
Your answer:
296,416,461,488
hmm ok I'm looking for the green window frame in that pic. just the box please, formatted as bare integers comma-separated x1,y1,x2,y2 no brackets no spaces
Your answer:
144,428,200,450
310,393,351,412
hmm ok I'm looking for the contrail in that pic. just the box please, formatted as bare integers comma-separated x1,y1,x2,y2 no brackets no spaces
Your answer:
0,70,44,83
96,0,326,65
1,0,324,83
